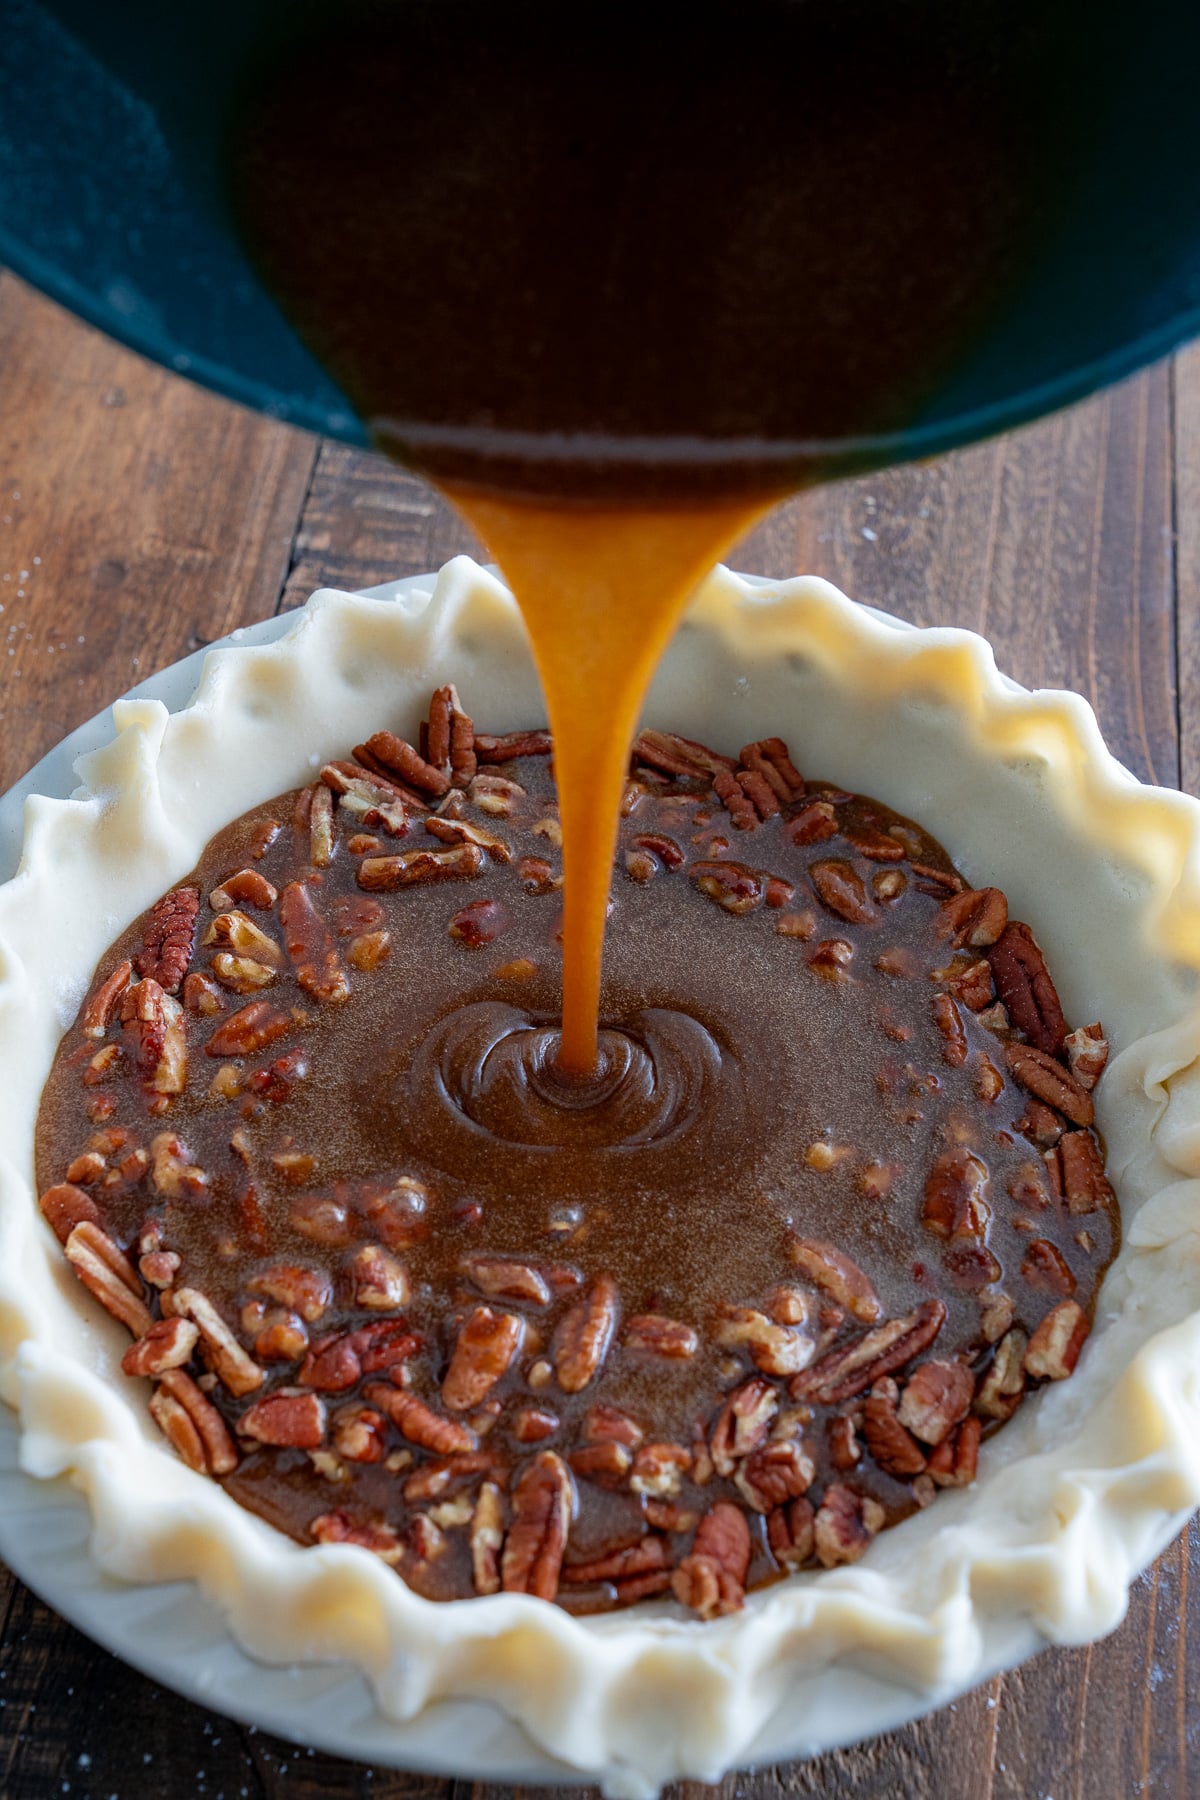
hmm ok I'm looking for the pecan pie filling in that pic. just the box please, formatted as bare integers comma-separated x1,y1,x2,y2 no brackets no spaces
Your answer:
35,688,1117,1617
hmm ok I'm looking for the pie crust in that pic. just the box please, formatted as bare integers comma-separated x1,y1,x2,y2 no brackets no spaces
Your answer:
1,557,1199,1794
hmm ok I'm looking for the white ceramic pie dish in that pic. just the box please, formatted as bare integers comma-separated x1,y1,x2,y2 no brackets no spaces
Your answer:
1,558,1199,1796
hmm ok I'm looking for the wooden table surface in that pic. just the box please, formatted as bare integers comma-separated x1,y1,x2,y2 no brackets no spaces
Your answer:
1,268,1198,1799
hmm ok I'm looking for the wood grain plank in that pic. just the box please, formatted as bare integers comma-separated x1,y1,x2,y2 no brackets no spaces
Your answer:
0,272,317,790
1175,340,1200,800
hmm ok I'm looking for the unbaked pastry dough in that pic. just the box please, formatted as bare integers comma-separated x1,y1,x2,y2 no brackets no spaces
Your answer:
1,559,1199,1795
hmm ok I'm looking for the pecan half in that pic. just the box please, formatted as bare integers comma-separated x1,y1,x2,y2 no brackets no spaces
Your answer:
562,1538,669,1586
787,1238,882,1324
65,1222,151,1337
634,727,735,780
443,1306,524,1411
671,1502,751,1618
474,728,552,763
1021,1238,1076,1296
137,887,200,992
932,992,968,1066
791,1300,947,1405
366,1385,477,1455
690,860,764,914
974,1328,1027,1419
987,922,1067,1054
461,1254,551,1306
767,1496,815,1568
470,1480,506,1594
148,1385,208,1473
926,1415,982,1488
121,978,187,1097
715,768,775,828
205,1000,291,1059
734,1438,815,1513
814,1485,885,1567
240,1390,327,1449
121,1316,199,1378
426,815,513,863
279,882,349,1005
501,1451,572,1599
1024,1300,1089,1380
363,729,450,797
740,737,804,802
862,1378,927,1476
82,961,133,1038
156,1367,238,1474
623,1314,698,1359
1056,1130,1115,1215
174,1288,264,1397
358,844,485,891
427,683,477,785
922,1148,990,1240
39,1182,101,1244
710,1378,778,1475
896,1359,974,1445
1005,1043,1093,1127
809,859,873,925
936,887,1008,949
553,1275,618,1393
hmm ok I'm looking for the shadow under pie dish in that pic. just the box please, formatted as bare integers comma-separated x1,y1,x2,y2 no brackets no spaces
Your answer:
2,559,1200,1792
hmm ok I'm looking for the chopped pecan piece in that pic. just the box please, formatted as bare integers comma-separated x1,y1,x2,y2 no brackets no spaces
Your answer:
553,1275,618,1393
121,1316,199,1378
792,1300,947,1405
734,1439,815,1513
690,859,764,914
252,1308,309,1363
279,882,349,1005
629,1442,690,1498
174,1288,264,1397
922,1148,990,1240
470,1480,506,1594
514,1406,560,1443
926,1415,982,1488
987,922,1067,1054
897,1359,974,1445
785,800,838,846
1005,1043,1093,1127
569,1441,632,1483
448,898,510,947
936,887,1008,949
203,910,282,967
461,1254,551,1306
149,1131,207,1201
310,1510,403,1563
467,772,526,816
81,961,133,1038
788,1238,882,1324
623,1313,698,1359
828,1414,862,1471
1056,1130,1115,1215
1064,1023,1109,1091
349,1245,411,1310
862,1378,927,1476
298,1332,363,1392
767,1496,816,1568
671,1502,751,1618
974,1328,1028,1419
810,858,874,925
240,1390,326,1449
716,1306,814,1377
183,971,224,1016
976,1054,1005,1104
65,1222,151,1337
246,1263,332,1323
582,1404,644,1448
330,1404,387,1464
358,844,485,891
366,1385,477,1455
39,1182,101,1244
205,1000,291,1059
1024,1300,1089,1380
137,887,200,992
156,1367,238,1474
710,1378,778,1475
426,814,513,864
501,1451,572,1599
210,951,277,992
443,1306,524,1411
814,1485,885,1567
210,868,278,912
121,978,187,1097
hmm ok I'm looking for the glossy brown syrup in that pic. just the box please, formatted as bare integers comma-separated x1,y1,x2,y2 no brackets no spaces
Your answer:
36,730,1118,1609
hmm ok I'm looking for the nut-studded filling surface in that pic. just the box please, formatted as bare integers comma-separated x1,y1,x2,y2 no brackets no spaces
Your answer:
35,691,1118,1616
